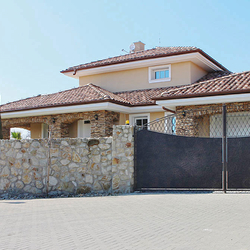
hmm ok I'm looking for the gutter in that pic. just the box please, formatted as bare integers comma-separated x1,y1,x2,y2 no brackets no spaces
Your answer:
153,88,250,101
156,93,250,107
60,49,228,74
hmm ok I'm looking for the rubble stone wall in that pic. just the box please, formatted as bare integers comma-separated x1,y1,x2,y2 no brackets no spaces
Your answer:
0,125,134,196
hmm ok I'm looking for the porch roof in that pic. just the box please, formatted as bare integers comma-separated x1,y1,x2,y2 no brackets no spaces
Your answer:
154,71,250,100
0,83,131,113
2,71,250,114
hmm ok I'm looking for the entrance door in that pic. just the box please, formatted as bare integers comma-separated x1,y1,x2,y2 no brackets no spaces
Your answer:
77,120,91,138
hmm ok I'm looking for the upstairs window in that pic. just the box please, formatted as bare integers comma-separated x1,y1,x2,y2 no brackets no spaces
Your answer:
155,69,170,79
149,65,171,83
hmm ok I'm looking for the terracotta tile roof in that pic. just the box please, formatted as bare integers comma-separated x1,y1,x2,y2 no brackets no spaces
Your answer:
2,71,250,113
61,46,228,73
155,71,250,100
115,88,169,106
195,71,232,82
0,84,130,113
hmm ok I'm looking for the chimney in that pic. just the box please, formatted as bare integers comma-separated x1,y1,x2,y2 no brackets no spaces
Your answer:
130,41,145,53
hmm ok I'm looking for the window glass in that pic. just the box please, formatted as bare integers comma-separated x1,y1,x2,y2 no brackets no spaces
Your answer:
135,117,148,128
136,119,142,126
160,70,165,78
154,69,169,80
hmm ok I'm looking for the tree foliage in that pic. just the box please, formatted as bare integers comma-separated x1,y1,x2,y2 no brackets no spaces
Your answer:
11,131,22,140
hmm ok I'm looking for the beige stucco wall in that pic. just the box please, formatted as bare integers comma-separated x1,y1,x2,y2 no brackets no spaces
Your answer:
190,62,207,84
150,112,165,122
30,123,42,139
129,112,165,125
115,113,129,125
79,62,206,92
69,121,78,138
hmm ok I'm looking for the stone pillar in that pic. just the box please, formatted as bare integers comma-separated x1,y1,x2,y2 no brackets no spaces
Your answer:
61,123,70,138
90,111,106,138
105,111,119,137
112,125,134,193
175,113,198,137
50,120,62,138
2,127,10,140
90,111,120,138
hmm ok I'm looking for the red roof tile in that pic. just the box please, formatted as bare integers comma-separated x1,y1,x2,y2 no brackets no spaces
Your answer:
155,71,250,100
60,46,228,73
115,88,169,105
2,71,250,113
0,84,130,113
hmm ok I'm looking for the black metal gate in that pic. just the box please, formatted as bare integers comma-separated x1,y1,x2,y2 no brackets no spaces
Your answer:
134,104,250,191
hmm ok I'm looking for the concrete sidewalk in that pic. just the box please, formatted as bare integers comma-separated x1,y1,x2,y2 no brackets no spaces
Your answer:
0,192,250,250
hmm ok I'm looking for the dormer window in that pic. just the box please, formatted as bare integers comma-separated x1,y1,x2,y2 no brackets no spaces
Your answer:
149,65,171,83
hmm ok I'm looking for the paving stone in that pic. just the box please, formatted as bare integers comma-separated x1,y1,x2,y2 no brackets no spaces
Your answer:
1,193,250,249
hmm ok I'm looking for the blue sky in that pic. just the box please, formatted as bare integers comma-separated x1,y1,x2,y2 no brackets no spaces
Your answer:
0,0,250,105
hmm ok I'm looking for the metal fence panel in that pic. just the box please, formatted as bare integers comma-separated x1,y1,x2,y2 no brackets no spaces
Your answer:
135,104,250,191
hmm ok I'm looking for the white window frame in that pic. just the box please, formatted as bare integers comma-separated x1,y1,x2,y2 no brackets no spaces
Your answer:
41,123,49,139
129,113,150,127
148,64,171,83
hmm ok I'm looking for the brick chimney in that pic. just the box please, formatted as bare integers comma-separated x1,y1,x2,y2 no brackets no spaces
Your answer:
130,41,145,53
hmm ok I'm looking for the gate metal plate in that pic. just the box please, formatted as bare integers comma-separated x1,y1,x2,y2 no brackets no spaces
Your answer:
228,137,250,189
135,130,222,190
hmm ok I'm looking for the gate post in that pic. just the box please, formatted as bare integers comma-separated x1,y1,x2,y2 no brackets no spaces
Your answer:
222,104,228,193
133,126,138,191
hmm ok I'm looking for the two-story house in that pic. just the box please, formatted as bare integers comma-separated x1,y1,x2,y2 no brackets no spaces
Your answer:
1,41,249,139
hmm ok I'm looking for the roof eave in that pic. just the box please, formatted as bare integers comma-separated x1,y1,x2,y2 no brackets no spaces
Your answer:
60,49,228,74
0,99,132,114
154,89,250,101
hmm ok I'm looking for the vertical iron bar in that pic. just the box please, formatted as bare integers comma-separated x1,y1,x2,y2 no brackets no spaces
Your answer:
133,126,137,191
222,104,227,193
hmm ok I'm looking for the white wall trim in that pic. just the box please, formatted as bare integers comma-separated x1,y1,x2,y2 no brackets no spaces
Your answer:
62,52,223,78
5,92,248,120
4,92,250,120
129,105,165,113
1,102,165,119
77,120,81,138
156,93,250,107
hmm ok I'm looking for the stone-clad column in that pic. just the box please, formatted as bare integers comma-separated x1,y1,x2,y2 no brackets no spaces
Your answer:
2,127,10,140
90,111,106,138
90,111,119,138
112,125,134,193
105,111,119,137
50,120,62,139
175,113,198,137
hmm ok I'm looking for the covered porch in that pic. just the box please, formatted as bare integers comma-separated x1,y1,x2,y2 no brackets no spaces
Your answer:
1,110,120,140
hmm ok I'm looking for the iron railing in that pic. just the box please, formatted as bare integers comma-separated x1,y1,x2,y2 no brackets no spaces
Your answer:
135,104,250,138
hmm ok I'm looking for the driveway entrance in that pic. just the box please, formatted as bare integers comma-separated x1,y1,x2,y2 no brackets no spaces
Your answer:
134,104,250,191
1,193,250,250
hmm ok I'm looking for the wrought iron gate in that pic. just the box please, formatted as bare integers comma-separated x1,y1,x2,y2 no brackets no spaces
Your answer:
134,104,250,191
